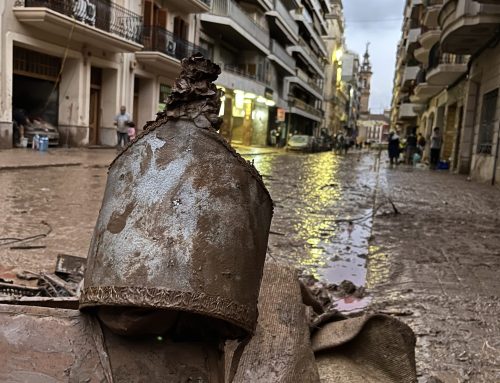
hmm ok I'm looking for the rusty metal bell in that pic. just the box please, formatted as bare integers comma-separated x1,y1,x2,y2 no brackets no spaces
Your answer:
79,54,273,338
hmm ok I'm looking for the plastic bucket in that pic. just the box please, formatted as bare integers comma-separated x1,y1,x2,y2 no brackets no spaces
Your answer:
39,137,49,152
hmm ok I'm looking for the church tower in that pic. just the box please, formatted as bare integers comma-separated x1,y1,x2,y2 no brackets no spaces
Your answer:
359,43,372,115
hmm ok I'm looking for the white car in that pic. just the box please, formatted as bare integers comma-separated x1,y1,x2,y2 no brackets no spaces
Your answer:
286,135,314,152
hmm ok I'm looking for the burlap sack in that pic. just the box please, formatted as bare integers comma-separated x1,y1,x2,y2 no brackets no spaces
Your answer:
228,261,320,383
312,314,417,383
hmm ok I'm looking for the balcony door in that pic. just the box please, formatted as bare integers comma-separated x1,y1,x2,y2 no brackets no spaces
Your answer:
143,1,168,49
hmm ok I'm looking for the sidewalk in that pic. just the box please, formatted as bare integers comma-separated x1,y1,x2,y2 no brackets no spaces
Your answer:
0,148,116,170
0,144,280,171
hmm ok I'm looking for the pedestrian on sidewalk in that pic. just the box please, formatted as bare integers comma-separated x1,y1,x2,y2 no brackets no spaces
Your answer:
388,131,400,167
430,127,442,170
114,106,131,149
270,128,277,146
405,131,417,165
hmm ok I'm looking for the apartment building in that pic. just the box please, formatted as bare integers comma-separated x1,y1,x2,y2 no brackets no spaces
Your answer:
341,49,361,136
1,0,343,149
0,0,209,149
322,0,345,136
391,0,500,185
197,0,332,146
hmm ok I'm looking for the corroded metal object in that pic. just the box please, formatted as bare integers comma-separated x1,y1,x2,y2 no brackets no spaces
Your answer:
80,54,273,337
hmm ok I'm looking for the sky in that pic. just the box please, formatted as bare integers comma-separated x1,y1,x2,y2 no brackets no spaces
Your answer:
342,0,405,114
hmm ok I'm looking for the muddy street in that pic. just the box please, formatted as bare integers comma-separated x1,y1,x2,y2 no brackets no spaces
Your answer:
1,148,499,381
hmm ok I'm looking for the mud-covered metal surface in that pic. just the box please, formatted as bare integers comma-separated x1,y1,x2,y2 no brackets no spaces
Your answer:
81,54,273,337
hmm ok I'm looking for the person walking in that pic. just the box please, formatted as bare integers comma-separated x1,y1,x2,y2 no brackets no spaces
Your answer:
114,106,131,149
430,127,442,169
405,131,417,165
388,131,400,167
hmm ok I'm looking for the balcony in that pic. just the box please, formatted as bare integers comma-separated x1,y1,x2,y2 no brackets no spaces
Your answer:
291,7,328,57
398,103,419,120
325,6,345,33
423,0,443,28
216,63,270,97
401,66,420,91
265,0,299,44
414,46,429,65
286,72,323,100
411,69,443,102
418,28,441,49
426,52,468,86
14,0,143,52
162,0,211,13
439,0,500,55
200,0,270,54
269,40,295,75
136,26,210,76
288,96,322,122
405,28,421,58
287,37,325,78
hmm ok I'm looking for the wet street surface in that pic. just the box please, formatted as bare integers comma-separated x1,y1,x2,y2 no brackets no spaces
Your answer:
1,148,499,381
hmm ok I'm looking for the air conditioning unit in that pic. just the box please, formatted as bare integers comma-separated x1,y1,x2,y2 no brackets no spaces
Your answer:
166,39,177,55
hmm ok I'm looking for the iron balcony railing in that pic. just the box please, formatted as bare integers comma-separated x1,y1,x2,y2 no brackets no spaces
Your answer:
224,64,268,85
142,26,210,61
288,96,323,118
270,40,295,70
210,0,270,49
24,0,143,44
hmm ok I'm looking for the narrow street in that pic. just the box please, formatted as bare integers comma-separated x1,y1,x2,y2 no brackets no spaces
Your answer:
1,148,499,381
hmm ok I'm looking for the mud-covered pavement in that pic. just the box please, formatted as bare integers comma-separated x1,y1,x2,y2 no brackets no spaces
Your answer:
1,148,499,381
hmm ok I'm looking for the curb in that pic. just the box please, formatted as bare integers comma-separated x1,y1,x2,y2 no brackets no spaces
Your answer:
0,162,83,171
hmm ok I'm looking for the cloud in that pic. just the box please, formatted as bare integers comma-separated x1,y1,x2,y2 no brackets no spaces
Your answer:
342,0,404,112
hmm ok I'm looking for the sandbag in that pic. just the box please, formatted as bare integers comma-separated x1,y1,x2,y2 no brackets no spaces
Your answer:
312,314,417,383
229,261,320,383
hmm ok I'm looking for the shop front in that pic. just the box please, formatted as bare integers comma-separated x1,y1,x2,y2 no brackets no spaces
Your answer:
12,47,61,147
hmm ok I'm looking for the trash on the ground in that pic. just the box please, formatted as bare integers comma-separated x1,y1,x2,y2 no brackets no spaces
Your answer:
0,255,86,298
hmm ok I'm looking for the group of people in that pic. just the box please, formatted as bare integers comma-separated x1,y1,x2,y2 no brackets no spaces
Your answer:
388,127,443,169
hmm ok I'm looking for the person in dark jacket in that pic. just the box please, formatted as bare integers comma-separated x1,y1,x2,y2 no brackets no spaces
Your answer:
405,132,418,165
388,131,400,167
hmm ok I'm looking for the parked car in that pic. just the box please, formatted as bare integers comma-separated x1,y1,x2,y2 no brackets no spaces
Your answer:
286,135,314,152
313,135,333,152
24,118,60,147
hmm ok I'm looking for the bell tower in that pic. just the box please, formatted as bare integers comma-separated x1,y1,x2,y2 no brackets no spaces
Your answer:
359,42,372,115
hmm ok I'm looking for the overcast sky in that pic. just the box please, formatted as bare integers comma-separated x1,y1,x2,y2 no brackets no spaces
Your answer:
342,0,404,114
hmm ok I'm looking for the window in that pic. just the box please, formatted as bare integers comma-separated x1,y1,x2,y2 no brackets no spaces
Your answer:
477,89,498,155
158,84,171,112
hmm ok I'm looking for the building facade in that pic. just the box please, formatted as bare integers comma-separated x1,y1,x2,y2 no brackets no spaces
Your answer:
391,0,500,185
1,0,211,149
341,49,361,137
322,0,346,136
0,0,349,149
197,0,336,147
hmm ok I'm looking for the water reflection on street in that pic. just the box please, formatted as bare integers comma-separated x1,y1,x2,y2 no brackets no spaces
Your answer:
249,151,378,287
1,149,383,312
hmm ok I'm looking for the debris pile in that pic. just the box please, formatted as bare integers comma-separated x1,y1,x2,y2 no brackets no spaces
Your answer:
300,274,366,312
0,254,85,298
